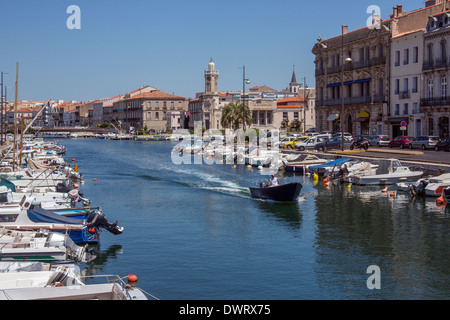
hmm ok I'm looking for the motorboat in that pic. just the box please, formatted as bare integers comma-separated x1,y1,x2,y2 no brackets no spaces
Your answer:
281,154,328,173
249,182,302,202
0,197,123,244
352,159,423,186
0,261,149,300
409,173,450,197
342,161,378,183
0,228,95,263
307,158,350,177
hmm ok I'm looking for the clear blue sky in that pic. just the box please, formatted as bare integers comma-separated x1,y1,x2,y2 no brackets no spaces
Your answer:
0,0,427,102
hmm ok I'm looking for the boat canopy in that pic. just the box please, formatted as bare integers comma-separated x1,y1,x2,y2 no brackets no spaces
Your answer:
308,158,350,172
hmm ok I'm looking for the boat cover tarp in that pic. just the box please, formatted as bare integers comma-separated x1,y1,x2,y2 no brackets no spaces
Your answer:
308,158,350,171
26,159,55,170
27,205,85,225
0,262,44,273
0,178,16,192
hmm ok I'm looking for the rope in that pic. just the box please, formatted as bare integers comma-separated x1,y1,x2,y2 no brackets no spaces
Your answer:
118,276,160,300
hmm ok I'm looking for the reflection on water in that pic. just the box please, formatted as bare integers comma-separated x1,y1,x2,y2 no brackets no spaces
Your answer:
313,181,450,299
257,201,303,229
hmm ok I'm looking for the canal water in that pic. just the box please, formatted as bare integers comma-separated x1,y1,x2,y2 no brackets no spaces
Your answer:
56,138,450,300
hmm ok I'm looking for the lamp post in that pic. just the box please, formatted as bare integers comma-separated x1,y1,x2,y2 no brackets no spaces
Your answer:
340,33,352,151
302,77,309,134
241,65,250,130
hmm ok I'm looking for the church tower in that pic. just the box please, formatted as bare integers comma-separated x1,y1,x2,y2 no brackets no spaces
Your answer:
205,58,219,94
289,65,300,94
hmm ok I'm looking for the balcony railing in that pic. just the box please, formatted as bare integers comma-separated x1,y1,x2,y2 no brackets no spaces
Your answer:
322,95,372,106
399,91,410,99
323,56,386,76
423,57,450,71
421,96,450,106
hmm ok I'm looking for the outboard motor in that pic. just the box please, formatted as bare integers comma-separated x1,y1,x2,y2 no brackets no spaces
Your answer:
410,179,429,196
444,187,450,199
87,210,124,235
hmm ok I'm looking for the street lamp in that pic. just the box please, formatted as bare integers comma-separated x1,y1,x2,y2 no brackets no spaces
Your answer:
340,33,353,151
302,77,309,134
241,65,250,130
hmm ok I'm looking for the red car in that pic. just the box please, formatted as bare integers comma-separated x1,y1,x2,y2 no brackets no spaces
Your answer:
389,136,414,149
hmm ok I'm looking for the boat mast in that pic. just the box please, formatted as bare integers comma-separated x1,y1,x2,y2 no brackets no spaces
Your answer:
13,62,19,171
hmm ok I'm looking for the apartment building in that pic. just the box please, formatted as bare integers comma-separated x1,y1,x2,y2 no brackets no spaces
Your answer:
390,29,423,137
113,86,188,132
421,9,450,138
312,2,449,138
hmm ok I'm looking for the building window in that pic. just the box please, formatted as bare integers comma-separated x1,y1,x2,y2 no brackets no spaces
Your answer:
403,78,409,92
394,104,400,116
283,112,288,119
394,79,400,95
403,48,409,65
427,44,433,64
428,118,434,135
394,50,400,67
413,46,419,63
293,112,299,120
155,112,159,120
412,102,419,114
403,103,409,115
412,77,418,93
441,77,447,98
147,111,151,120
427,79,434,99
441,40,447,62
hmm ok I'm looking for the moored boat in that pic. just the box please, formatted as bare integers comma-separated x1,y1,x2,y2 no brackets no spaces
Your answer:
353,159,423,186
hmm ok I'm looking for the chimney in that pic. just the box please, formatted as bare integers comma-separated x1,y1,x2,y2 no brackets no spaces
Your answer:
393,6,398,18
342,25,348,35
397,5,403,16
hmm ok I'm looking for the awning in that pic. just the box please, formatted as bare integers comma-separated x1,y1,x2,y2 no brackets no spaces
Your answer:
358,111,370,118
327,113,339,121
355,117,370,122
326,81,353,88
354,78,371,83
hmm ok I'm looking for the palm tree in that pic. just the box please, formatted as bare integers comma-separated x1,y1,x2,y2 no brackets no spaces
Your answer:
221,102,252,130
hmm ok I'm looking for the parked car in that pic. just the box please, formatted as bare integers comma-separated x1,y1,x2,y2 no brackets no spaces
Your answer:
306,127,316,133
274,136,296,148
332,132,353,142
389,136,414,149
314,137,351,152
295,136,328,151
368,135,390,147
283,136,310,149
434,137,450,151
409,136,440,150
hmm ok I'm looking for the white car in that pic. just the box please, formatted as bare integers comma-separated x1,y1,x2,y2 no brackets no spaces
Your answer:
294,136,328,151
274,136,296,148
